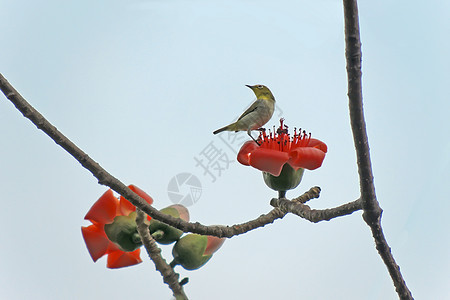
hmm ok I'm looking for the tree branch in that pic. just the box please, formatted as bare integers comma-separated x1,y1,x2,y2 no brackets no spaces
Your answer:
343,1,413,298
135,209,188,300
271,197,362,223
0,73,359,239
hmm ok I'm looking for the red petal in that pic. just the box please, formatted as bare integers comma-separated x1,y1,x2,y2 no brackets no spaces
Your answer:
106,249,142,269
84,190,119,224
204,236,225,256
237,141,259,166
288,147,326,170
81,225,111,262
119,184,154,216
248,148,290,176
129,185,154,205
307,138,328,153
106,240,121,253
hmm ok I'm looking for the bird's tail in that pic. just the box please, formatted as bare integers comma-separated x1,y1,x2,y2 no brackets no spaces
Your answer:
213,123,236,134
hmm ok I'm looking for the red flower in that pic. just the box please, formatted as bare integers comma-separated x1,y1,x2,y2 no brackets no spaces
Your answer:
81,185,153,269
238,119,328,176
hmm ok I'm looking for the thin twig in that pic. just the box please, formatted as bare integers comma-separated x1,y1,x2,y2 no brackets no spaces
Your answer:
291,186,322,204
343,1,413,298
135,209,188,300
271,198,362,223
0,73,361,238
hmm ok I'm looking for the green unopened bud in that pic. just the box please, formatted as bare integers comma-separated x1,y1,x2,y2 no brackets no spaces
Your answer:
149,204,190,245
172,234,224,270
263,163,304,192
104,212,142,252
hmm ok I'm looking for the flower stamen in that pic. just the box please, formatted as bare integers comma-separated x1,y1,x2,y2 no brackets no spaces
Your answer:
260,119,314,153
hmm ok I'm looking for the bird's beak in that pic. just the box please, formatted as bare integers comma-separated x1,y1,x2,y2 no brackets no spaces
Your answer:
245,85,253,89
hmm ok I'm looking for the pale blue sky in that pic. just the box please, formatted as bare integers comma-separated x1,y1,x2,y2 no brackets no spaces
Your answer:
1,1,449,299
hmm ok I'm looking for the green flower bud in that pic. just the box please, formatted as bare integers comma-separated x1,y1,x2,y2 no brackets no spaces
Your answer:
172,234,224,270
149,204,190,245
263,163,304,192
104,212,142,252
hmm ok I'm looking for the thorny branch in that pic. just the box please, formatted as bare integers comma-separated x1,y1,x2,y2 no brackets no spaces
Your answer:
343,0,413,298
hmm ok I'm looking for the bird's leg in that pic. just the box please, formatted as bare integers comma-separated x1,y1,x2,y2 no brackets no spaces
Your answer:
247,130,261,146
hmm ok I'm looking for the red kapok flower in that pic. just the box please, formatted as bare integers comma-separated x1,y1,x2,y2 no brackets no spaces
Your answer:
81,185,153,269
238,119,327,177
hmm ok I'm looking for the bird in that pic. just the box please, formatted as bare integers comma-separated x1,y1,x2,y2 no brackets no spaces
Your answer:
213,84,275,143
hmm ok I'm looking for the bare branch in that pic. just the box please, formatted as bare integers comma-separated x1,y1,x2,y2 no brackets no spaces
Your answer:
135,209,188,300
290,186,322,204
0,73,359,239
271,197,362,223
343,1,413,298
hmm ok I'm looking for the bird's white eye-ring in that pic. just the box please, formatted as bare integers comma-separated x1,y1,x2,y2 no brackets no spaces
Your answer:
257,85,264,89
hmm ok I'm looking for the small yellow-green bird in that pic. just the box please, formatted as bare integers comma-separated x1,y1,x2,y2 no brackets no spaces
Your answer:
213,84,275,142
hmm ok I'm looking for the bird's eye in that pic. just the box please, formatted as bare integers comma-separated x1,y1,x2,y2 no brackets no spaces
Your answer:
257,85,263,89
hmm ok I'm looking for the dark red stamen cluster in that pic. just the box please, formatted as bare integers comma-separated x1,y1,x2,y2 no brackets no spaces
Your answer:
258,118,312,152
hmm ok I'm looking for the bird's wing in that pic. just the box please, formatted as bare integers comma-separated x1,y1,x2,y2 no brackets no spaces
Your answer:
237,100,260,121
